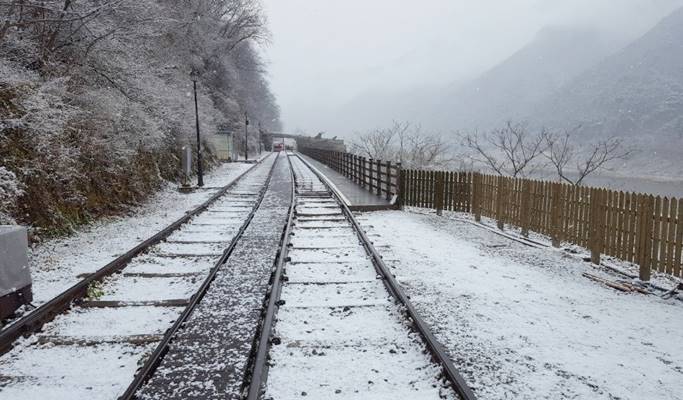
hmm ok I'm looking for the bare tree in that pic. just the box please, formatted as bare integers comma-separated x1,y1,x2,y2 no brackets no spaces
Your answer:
0,0,126,57
351,121,454,169
543,130,631,185
401,128,454,169
350,121,409,161
462,121,547,177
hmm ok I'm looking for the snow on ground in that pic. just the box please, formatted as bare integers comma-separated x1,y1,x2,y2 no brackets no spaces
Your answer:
0,156,277,399
358,209,683,400
25,161,255,305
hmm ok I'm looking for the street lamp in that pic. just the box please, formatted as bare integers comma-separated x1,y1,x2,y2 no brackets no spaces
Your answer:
244,111,249,161
190,69,204,187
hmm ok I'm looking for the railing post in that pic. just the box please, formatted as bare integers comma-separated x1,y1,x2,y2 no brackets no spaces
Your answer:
472,173,481,222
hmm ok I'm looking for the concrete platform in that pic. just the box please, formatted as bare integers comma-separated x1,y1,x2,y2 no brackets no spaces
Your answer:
298,154,395,211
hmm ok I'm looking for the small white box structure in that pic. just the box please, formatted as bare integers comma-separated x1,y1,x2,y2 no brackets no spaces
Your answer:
0,226,32,319
181,146,192,188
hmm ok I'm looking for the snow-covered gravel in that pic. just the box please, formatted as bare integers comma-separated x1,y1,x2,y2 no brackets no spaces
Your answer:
358,209,683,400
136,152,293,399
25,160,256,305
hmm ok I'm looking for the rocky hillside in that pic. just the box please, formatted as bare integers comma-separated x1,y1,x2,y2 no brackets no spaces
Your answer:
0,1,280,234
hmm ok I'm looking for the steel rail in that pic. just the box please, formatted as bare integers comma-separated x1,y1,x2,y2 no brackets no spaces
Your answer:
0,155,271,356
295,153,478,400
118,153,281,400
243,152,296,400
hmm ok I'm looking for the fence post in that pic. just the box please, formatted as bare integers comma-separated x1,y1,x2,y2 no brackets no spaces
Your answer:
434,172,445,216
342,153,347,177
386,161,392,200
636,194,654,281
359,157,365,188
551,183,563,247
588,188,607,265
520,179,531,237
496,176,506,230
398,168,406,209
368,158,374,193
472,173,481,222
673,198,683,278
376,159,382,196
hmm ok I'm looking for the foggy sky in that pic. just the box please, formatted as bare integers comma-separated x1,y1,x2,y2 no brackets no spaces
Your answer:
261,0,683,137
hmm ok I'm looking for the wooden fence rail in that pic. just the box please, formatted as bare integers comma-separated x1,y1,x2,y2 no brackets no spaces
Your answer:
299,148,683,281
300,147,400,201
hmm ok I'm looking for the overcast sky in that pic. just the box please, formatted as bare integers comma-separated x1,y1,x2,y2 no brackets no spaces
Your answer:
260,0,683,135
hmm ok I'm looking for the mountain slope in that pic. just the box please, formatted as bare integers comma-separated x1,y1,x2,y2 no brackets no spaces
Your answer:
531,7,683,148
428,26,623,132
331,26,621,137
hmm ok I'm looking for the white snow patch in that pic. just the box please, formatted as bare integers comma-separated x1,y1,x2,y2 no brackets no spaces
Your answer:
27,162,252,304
361,210,683,400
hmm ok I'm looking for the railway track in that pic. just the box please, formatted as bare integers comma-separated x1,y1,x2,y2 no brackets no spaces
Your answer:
246,153,476,400
0,151,476,399
0,153,278,399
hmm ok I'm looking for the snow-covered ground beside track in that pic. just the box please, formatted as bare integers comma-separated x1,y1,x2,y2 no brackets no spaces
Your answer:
358,209,683,400
26,161,255,305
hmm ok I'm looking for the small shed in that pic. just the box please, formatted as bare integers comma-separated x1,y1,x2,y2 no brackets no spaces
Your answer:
209,127,234,161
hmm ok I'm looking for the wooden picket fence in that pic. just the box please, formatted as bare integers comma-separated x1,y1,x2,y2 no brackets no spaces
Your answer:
300,148,683,281
300,147,400,201
399,169,473,213
404,171,682,280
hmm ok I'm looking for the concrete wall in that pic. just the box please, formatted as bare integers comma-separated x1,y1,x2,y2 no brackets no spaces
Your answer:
263,133,347,153
296,136,346,152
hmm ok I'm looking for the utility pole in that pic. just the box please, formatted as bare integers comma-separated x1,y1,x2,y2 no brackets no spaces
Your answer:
192,76,204,187
258,122,262,154
244,112,249,161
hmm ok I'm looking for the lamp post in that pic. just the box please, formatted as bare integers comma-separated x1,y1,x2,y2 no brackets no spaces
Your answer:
244,112,249,161
190,70,204,187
